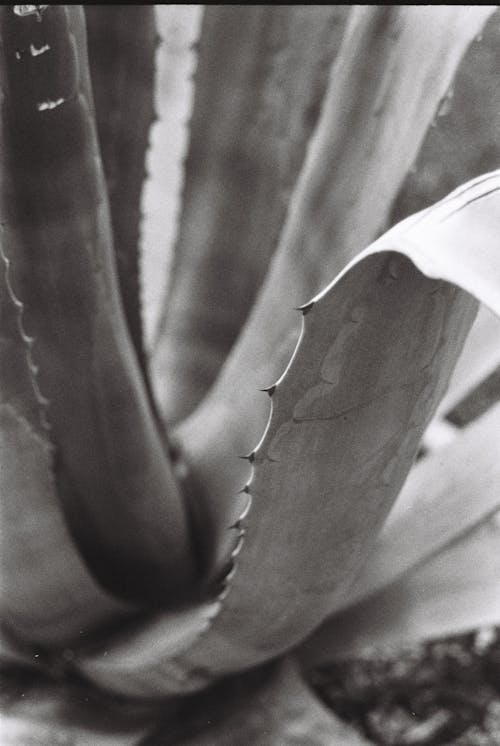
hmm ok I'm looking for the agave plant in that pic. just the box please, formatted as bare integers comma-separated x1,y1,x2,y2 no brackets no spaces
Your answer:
1,4,500,744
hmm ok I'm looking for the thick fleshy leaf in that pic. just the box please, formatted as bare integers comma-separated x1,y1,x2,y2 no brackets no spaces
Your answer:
141,6,202,349
0,406,133,646
448,363,500,427
151,5,350,423
342,402,500,610
363,173,500,316
391,7,500,452
173,5,495,570
0,659,373,745
389,8,500,227
84,5,157,398
0,126,134,645
421,303,500,451
76,175,500,697
0,5,196,602
298,513,500,664
76,599,222,696
436,304,500,418
168,263,475,676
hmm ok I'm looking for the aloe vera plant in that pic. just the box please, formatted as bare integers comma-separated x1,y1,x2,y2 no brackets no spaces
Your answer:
1,5,500,744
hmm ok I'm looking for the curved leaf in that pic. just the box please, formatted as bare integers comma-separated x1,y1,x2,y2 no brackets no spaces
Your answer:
141,6,202,348
299,513,500,663
0,5,196,603
174,5,495,572
447,363,500,427
0,405,134,645
0,120,134,644
343,402,500,611
390,8,500,226
170,258,476,677
76,174,500,696
85,5,157,399
76,599,222,696
431,303,500,422
152,5,350,423
0,659,372,745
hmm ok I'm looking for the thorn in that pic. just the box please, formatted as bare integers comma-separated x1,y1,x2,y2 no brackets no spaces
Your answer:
296,300,314,315
260,384,276,397
231,534,246,558
239,451,255,463
217,585,230,602
237,484,250,495
225,563,237,583
213,562,232,587
235,494,252,523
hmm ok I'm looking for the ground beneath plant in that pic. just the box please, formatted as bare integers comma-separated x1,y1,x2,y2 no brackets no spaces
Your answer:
310,627,500,745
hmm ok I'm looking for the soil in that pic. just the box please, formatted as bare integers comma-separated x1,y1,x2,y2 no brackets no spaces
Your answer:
310,627,500,745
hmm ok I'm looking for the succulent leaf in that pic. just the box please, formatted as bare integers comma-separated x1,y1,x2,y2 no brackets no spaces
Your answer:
431,303,500,422
170,261,476,678
76,599,222,696
0,405,134,646
1,215,135,645
173,5,495,574
1,5,499,735
84,5,157,398
0,659,373,745
448,364,500,427
337,402,500,611
0,5,196,604
366,172,500,317
141,6,202,349
390,8,500,225
76,173,500,697
151,5,350,423
299,513,500,663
